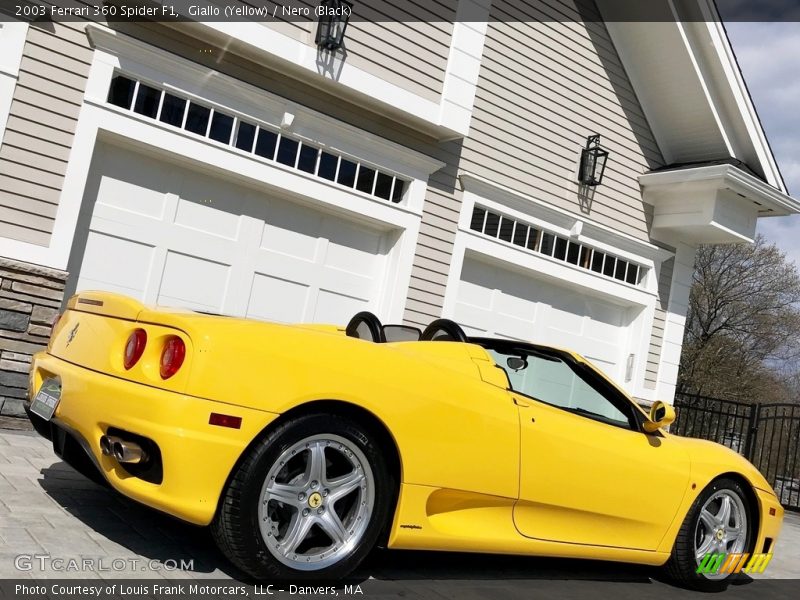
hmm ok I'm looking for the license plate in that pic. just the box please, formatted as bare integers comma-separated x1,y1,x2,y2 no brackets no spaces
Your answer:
30,379,61,421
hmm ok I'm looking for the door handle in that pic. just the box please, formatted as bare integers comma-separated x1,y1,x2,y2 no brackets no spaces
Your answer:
513,397,531,408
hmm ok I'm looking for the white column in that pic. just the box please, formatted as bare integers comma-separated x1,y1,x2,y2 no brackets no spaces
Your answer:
655,240,697,402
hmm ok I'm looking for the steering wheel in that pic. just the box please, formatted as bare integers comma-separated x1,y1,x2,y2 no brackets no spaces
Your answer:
420,319,468,342
345,311,386,343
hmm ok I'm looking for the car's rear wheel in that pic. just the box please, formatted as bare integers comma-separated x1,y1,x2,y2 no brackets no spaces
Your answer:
664,477,752,591
212,413,393,580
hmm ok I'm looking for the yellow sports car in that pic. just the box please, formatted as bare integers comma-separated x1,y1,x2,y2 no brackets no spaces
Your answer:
26,292,782,590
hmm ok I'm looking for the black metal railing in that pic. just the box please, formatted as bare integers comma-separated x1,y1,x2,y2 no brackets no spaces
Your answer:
672,393,800,510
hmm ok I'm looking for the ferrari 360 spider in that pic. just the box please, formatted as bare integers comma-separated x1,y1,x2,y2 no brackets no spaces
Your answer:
26,292,782,590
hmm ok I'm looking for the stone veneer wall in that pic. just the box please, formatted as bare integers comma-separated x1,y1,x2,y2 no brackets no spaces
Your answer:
0,258,67,417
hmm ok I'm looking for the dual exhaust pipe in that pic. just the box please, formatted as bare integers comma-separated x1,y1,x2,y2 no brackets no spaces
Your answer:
100,435,147,464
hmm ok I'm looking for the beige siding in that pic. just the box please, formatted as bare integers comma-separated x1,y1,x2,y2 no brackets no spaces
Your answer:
645,256,675,390
256,0,452,102
342,19,452,102
460,1,664,239
402,0,666,327
0,21,91,246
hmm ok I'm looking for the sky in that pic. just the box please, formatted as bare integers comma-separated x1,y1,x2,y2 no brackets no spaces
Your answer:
725,22,800,266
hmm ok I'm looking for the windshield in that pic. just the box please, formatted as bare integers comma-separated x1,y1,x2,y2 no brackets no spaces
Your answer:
484,346,635,429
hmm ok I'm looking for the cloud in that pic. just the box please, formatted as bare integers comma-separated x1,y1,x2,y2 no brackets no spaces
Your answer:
726,23,800,195
727,22,800,270
758,216,800,269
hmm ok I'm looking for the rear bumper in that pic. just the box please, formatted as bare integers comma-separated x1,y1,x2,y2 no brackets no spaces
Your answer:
754,487,784,554
29,352,278,525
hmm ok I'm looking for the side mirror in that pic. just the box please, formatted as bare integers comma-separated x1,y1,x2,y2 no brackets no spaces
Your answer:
507,357,528,371
643,400,675,433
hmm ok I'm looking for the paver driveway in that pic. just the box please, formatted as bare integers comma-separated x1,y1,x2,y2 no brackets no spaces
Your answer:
0,426,798,599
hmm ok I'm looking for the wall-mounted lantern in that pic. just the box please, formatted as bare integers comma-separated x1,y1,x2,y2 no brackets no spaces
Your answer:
578,134,610,187
316,0,354,51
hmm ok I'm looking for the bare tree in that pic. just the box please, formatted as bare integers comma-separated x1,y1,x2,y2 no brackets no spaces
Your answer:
679,235,800,402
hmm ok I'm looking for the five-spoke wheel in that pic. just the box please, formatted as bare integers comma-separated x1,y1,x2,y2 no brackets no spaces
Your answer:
212,414,392,580
665,478,752,591
694,489,748,579
259,435,375,570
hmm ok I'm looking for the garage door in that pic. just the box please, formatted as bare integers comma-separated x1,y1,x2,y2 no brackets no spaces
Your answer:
453,255,634,380
69,143,390,324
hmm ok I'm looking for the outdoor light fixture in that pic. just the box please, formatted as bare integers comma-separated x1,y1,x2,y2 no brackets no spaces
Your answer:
316,0,353,50
578,134,610,186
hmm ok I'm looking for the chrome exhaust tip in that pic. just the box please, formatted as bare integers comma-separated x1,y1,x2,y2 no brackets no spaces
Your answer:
99,435,119,456
112,440,147,464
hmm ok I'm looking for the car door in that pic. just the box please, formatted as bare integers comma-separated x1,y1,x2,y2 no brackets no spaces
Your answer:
487,345,691,550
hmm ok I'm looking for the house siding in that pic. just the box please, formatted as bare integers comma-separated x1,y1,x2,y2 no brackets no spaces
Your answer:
259,0,453,102
402,0,666,329
460,15,664,241
0,22,91,247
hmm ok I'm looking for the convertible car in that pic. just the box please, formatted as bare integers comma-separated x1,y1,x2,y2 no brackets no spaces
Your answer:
26,292,782,590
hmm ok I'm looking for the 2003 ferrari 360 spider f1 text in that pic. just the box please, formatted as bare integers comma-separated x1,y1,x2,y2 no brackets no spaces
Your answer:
26,292,782,590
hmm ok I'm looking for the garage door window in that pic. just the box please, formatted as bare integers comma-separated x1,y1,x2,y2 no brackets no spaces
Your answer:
106,73,408,205
470,206,645,287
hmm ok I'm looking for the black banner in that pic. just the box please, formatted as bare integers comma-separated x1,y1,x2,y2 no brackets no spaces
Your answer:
3,0,800,24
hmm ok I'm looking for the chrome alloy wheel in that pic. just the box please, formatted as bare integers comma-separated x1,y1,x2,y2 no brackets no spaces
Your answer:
257,434,375,570
694,489,748,580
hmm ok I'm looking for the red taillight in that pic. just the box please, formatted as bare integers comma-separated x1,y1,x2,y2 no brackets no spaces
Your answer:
160,336,185,379
124,329,147,370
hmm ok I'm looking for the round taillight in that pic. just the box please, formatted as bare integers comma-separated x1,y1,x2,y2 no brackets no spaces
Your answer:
160,336,186,379
124,329,147,370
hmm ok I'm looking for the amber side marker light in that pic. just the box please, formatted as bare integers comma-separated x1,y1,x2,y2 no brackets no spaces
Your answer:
209,413,242,429
770,507,777,516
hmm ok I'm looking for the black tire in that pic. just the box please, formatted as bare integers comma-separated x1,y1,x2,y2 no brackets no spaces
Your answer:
664,477,753,592
211,413,394,581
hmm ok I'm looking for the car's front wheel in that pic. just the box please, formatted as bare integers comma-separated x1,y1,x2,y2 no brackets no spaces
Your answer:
665,477,752,591
212,413,393,580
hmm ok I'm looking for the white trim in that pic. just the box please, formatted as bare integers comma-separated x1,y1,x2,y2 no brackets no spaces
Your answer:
0,22,27,77
641,164,799,217
654,241,696,402
641,164,800,245
696,0,786,192
601,1,787,191
438,0,491,138
0,21,28,145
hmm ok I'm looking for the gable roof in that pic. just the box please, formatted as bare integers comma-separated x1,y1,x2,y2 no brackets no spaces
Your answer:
598,0,787,193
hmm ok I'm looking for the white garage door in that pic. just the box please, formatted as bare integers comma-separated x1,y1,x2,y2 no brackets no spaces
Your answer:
70,143,391,325
453,256,635,380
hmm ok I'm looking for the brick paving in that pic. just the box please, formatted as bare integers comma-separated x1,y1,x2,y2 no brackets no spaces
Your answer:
0,427,797,595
